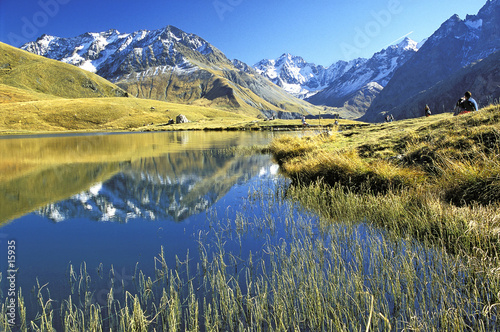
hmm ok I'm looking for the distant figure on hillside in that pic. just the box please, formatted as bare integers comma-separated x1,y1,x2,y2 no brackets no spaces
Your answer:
301,115,309,126
454,91,478,115
425,105,431,117
389,114,394,122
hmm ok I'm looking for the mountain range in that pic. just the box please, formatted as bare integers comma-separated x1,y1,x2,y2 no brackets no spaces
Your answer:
252,0,499,120
363,0,500,121
253,38,420,117
19,0,500,122
306,37,421,117
22,26,322,119
253,54,364,100
1,40,261,133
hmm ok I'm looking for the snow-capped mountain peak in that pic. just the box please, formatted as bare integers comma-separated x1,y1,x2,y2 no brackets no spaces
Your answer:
392,37,419,52
254,37,420,107
253,53,365,99
22,25,224,81
363,0,500,122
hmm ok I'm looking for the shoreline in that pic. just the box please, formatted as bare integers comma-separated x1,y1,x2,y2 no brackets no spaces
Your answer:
0,120,369,137
269,104,500,264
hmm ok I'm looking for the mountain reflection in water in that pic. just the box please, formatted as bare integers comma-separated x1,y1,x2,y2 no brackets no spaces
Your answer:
0,131,288,326
0,131,284,224
37,152,276,223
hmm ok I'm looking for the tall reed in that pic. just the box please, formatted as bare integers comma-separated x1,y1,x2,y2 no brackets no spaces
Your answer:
1,176,499,331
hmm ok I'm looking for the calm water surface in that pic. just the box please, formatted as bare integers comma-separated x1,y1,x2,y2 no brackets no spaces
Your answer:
0,131,496,330
0,132,294,306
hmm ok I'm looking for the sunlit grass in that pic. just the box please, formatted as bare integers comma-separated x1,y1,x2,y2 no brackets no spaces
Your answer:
0,96,256,133
2,180,499,331
270,104,500,263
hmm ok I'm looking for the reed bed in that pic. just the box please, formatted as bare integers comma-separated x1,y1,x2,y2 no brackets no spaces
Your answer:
1,178,499,331
270,105,500,262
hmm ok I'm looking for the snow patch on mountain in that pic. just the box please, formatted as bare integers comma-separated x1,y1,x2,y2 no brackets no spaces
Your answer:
363,0,500,122
253,53,364,99
254,37,420,104
466,18,483,30
302,37,419,109
22,26,219,81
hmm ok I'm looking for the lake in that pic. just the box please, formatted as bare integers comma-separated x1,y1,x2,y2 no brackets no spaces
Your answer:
0,130,305,329
0,132,283,272
0,131,498,331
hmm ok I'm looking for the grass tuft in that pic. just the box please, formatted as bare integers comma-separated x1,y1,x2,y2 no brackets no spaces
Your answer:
271,104,500,262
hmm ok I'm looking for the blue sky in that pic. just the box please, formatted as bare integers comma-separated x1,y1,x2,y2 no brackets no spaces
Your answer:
0,0,488,66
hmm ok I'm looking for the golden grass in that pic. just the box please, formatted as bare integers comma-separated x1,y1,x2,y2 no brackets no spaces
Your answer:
0,42,126,99
272,131,426,194
271,104,500,262
0,96,255,133
272,105,500,195
0,84,56,104
288,181,500,262
270,134,327,162
437,152,500,206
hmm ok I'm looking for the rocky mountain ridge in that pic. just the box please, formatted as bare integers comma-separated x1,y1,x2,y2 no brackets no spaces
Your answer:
384,50,500,119
254,38,419,100
363,0,500,121
253,54,365,100
251,37,420,117
306,38,420,111
253,0,499,121
22,26,319,119
23,26,226,80
19,0,500,122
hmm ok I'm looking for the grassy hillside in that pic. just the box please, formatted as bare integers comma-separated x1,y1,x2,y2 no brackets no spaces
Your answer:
0,42,260,133
118,72,269,118
0,96,255,133
0,42,127,99
271,104,500,262
0,83,57,103
116,66,323,118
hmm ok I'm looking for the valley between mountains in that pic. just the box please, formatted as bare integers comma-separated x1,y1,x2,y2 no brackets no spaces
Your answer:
0,0,499,133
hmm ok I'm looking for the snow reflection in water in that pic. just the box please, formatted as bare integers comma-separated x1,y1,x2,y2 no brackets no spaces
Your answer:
0,131,496,330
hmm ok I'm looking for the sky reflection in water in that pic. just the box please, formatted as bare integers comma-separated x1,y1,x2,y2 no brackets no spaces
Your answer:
1,131,494,330
0,131,293,303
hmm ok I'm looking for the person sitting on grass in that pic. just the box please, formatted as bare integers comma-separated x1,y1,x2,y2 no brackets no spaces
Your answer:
425,105,431,117
454,91,479,115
